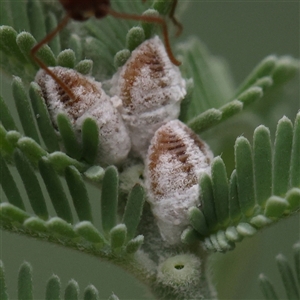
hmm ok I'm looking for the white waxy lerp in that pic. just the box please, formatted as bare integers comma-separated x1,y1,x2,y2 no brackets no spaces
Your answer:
35,67,131,165
144,120,213,245
110,36,186,159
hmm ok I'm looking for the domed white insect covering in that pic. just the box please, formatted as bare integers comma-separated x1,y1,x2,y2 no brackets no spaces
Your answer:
144,120,213,245
35,67,131,165
110,36,186,159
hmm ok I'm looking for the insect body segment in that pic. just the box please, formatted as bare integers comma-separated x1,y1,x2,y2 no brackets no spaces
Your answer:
59,0,110,21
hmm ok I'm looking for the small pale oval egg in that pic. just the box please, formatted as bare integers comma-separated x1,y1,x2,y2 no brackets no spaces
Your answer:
110,36,186,159
144,119,213,244
35,66,131,165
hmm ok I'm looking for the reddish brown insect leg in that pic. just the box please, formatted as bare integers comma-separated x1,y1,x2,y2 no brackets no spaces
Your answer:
106,7,181,66
142,0,182,36
169,0,183,37
31,14,77,101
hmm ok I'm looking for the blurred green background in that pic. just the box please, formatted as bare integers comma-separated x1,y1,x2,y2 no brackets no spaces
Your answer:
0,1,299,299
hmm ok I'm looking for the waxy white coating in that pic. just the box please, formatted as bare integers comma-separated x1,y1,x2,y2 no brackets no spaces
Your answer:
144,120,213,244
35,37,213,245
110,36,186,159
35,67,131,165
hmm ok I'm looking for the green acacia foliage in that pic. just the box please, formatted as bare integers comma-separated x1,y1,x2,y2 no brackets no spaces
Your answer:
0,0,299,299
259,241,300,300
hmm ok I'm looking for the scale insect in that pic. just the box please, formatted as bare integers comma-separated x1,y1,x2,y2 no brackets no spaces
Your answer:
35,66,131,166
144,120,213,245
110,36,186,159
35,32,210,245
31,0,182,103
36,35,186,164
